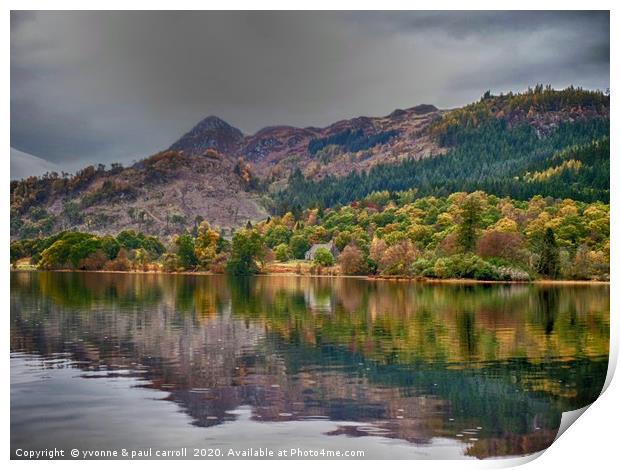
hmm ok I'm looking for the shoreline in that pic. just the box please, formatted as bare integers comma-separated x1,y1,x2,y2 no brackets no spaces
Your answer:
10,267,610,285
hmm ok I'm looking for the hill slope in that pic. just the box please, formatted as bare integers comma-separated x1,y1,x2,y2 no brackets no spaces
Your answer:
11,103,444,239
10,86,610,240
11,149,268,239
274,87,610,212
169,103,443,185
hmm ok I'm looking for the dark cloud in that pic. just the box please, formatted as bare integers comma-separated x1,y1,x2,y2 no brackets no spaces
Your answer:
11,11,609,175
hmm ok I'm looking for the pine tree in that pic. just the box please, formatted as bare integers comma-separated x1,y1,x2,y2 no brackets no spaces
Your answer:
538,227,560,278
457,196,482,252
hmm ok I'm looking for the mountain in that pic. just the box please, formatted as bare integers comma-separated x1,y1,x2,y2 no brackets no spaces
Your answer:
274,86,610,212
10,86,610,240
167,104,442,185
168,115,244,155
11,149,268,239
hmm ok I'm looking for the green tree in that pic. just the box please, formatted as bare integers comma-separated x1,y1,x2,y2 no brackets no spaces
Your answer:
334,230,353,251
289,233,310,259
116,230,143,250
538,227,560,278
176,234,198,269
265,224,291,248
38,240,71,270
274,243,291,262
37,232,93,269
313,247,334,267
69,237,103,267
457,196,482,252
227,229,265,275
100,235,120,259
141,235,165,256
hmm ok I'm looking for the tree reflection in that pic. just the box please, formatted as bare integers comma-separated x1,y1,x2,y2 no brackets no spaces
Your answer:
11,272,609,458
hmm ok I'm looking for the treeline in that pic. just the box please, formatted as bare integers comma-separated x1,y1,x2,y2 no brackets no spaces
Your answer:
273,117,609,213
11,191,610,281
432,85,609,140
11,230,165,271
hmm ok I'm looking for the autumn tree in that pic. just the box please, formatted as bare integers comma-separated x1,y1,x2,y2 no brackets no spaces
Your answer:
133,248,149,271
568,245,592,280
377,240,419,275
476,230,524,262
369,237,387,267
103,248,131,271
338,244,368,275
78,249,108,270
194,221,219,269
162,253,179,273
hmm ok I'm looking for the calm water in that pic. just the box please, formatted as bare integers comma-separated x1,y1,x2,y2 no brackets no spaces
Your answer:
11,272,609,459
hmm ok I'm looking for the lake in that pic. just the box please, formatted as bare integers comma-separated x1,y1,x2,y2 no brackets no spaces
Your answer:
10,271,609,459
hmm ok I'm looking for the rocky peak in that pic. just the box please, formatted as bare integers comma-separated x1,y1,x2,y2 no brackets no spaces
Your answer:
192,115,242,134
168,115,244,155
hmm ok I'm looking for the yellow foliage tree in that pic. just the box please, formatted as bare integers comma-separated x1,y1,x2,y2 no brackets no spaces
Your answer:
194,221,219,269
492,217,519,233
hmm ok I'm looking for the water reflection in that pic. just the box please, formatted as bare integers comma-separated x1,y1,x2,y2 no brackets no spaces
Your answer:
11,272,609,459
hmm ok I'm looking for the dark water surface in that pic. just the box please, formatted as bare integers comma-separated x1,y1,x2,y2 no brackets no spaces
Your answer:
10,272,609,459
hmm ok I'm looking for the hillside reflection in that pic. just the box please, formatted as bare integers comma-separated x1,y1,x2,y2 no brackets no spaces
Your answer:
11,272,609,459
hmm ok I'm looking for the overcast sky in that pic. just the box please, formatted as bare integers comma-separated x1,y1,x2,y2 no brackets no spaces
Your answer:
10,11,609,179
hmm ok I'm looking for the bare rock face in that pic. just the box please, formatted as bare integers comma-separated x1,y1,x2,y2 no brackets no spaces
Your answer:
168,115,244,156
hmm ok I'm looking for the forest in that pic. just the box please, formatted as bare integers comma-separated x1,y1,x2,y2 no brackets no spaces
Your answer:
273,119,609,213
11,190,610,281
273,86,610,213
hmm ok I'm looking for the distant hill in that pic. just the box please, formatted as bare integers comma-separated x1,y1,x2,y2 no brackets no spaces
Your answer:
167,103,442,184
10,86,610,240
168,115,244,155
274,86,609,212
10,149,268,239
